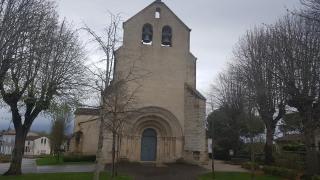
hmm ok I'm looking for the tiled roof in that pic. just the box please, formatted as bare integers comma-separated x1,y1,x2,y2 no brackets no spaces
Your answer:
1,130,39,136
1,130,15,135
26,136,41,141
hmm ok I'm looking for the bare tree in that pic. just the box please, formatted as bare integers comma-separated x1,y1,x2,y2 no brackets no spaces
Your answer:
0,1,85,175
271,15,320,177
234,27,286,165
211,65,264,179
0,0,39,85
211,67,249,156
49,103,72,161
83,13,147,179
103,72,141,178
82,13,121,180
300,0,320,23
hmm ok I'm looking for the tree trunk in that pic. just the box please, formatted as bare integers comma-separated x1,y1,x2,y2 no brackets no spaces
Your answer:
211,121,215,179
111,132,116,178
299,108,319,178
250,136,255,180
93,116,105,180
304,128,319,178
4,129,27,176
115,134,121,177
264,125,275,165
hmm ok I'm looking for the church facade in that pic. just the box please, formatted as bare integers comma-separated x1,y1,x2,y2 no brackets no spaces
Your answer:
69,0,208,165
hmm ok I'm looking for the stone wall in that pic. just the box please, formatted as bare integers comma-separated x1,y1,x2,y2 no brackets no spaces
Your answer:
115,1,197,129
183,85,208,164
69,114,99,155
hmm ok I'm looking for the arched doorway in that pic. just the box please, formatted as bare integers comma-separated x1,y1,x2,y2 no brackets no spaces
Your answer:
141,128,157,161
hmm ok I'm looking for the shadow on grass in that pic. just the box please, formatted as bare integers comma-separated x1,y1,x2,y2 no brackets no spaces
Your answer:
0,172,132,180
198,172,282,180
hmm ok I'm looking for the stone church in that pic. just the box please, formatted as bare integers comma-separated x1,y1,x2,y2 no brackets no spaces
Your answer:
69,0,208,165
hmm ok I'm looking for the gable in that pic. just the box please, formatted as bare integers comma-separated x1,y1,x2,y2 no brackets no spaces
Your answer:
123,0,191,32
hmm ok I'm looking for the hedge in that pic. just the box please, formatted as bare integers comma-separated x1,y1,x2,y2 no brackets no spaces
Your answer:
262,165,298,179
241,162,260,170
313,176,320,180
63,155,96,162
0,155,10,163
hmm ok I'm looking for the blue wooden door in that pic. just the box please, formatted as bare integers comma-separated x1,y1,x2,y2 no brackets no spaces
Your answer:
141,128,157,161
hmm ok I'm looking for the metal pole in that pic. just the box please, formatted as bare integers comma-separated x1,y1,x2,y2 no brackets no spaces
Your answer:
211,118,215,179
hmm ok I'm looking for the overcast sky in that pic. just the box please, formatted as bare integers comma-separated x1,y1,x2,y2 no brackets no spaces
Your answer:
0,0,303,132
56,0,302,93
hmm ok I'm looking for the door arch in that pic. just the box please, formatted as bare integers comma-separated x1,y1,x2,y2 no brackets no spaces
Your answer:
141,128,157,161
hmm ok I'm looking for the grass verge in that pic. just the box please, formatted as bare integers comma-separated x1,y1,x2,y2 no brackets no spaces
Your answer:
36,156,63,166
198,172,281,180
36,155,95,166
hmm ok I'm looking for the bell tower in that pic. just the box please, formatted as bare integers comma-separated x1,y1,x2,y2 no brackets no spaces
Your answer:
114,0,208,164
116,0,196,112
72,0,208,166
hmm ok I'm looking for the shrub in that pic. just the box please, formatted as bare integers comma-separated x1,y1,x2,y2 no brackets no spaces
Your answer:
282,144,306,152
63,155,96,162
36,156,63,166
274,152,305,170
0,155,11,163
262,165,298,179
241,162,260,170
312,175,320,180
213,149,230,161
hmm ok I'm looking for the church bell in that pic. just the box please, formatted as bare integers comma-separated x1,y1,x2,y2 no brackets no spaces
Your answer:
162,27,172,46
162,34,171,46
142,24,153,43
143,34,152,43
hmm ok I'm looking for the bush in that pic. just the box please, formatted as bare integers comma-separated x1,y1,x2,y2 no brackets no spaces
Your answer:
213,149,230,161
262,165,298,179
0,155,10,163
36,156,63,166
282,144,306,152
63,155,96,162
274,152,305,170
312,175,320,180
241,162,260,170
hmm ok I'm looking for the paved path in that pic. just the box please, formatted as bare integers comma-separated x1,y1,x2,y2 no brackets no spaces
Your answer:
0,159,247,179
0,158,37,174
202,160,248,172
37,164,95,173
0,159,95,174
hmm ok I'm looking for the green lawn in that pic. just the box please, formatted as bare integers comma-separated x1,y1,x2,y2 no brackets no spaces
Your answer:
198,172,282,180
0,172,132,180
36,156,64,166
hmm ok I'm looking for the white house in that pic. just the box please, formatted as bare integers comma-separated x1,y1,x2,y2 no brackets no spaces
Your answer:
26,136,50,156
0,130,15,155
0,130,51,156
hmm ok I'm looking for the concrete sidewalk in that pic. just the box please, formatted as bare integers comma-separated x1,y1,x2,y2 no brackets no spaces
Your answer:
0,159,37,174
0,158,247,179
0,158,95,174
202,160,248,172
